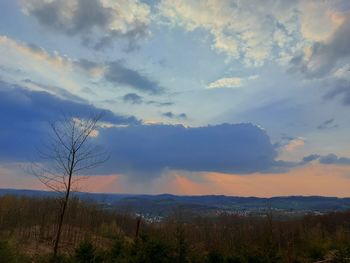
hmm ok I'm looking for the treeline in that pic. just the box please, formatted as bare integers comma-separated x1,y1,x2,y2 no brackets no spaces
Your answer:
1,195,350,262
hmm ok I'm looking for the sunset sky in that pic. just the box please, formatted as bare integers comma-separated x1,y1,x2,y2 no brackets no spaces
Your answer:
1,0,350,197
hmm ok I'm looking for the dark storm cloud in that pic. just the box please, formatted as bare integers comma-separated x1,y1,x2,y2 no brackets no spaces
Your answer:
1,80,285,177
0,81,138,124
0,81,139,162
95,123,280,177
4,80,348,178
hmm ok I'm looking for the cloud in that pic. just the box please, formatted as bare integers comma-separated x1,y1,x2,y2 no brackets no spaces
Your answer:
162,112,187,119
74,59,105,78
0,36,72,70
4,163,350,196
4,162,350,196
104,61,163,94
290,14,350,78
208,77,242,89
207,74,259,89
0,36,88,96
3,81,349,180
298,1,346,43
334,64,350,78
123,93,143,104
146,101,174,107
158,0,350,67
178,113,187,119
0,81,139,162
157,0,301,65
179,163,350,197
324,79,350,106
319,154,350,165
302,154,321,163
162,112,173,118
300,153,350,166
21,0,151,50
95,123,279,177
0,83,283,177
0,37,163,95
22,78,86,103
62,58,163,94
122,93,174,106
283,137,305,153
317,118,338,130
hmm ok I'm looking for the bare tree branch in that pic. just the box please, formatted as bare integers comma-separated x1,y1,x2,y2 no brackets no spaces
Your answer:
29,111,109,258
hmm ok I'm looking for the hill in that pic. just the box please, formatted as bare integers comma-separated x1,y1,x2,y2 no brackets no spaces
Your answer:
1,188,349,219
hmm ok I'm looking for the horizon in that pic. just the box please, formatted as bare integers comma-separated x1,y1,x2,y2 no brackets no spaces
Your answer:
1,187,350,200
1,0,350,197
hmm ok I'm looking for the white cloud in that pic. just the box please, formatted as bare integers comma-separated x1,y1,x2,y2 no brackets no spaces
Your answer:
157,0,348,66
158,0,298,65
100,0,150,34
208,77,242,89
298,0,346,42
334,64,350,79
207,74,259,89
283,137,305,153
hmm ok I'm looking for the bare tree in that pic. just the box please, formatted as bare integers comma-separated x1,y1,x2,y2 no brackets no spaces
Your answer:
30,112,109,258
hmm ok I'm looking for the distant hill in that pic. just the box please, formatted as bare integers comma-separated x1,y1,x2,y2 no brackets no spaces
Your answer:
1,188,350,218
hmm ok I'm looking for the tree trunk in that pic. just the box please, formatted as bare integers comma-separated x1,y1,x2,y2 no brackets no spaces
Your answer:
53,196,68,257
53,152,75,258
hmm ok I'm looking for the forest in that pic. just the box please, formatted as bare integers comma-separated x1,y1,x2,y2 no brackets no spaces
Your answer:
1,194,350,263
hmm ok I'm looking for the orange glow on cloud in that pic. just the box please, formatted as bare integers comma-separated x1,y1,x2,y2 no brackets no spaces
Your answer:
166,164,350,197
74,175,121,193
1,163,350,197
166,174,213,195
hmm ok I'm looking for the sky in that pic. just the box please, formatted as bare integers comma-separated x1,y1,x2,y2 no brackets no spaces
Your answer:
1,0,350,197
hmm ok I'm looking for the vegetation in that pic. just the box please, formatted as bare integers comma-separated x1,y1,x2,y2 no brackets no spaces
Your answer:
1,195,350,262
